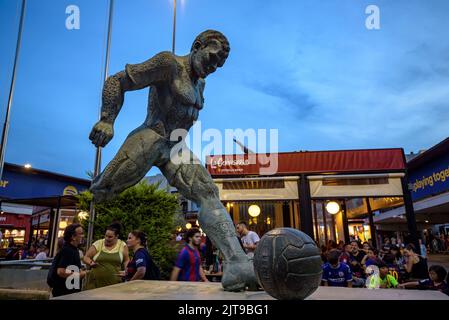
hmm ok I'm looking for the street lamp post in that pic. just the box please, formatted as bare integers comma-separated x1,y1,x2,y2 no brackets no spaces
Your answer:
172,0,177,53
86,0,115,250
0,0,27,181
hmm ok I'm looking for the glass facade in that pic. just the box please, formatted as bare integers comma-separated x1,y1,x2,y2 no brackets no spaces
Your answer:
225,200,300,236
312,197,405,246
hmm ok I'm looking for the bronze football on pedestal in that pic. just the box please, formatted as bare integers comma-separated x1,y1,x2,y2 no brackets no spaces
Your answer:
253,228,323,300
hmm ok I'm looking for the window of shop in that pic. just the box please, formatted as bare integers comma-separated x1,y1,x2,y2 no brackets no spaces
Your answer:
347,197,404,244
312,200,340,246
346,198,371,243
30,209,51,247
312,196,405,246
30,207,80,255
225,200,300,237
238,202,276,236
0,228,26,248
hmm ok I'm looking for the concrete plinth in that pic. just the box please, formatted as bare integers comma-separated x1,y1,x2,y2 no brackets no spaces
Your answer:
54,280,449,300
0,288,50,300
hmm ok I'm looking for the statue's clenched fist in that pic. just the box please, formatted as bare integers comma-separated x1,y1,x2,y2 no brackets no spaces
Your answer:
89,120,114,147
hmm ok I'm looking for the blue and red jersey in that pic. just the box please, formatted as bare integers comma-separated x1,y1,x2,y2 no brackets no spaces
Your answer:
175,244,201,282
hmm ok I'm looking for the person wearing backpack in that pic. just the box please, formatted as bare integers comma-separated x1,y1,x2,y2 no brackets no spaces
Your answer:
48,223,87,297
118,230,160,281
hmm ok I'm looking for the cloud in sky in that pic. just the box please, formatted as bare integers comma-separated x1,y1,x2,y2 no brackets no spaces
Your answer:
1,0,449,177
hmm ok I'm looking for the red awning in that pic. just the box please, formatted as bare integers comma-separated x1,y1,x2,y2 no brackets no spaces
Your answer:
206,149,406,177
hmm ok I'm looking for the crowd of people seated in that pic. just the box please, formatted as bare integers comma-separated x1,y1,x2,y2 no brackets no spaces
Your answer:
320,238,449,295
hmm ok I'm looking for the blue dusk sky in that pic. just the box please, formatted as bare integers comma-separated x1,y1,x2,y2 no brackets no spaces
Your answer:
1,0,449,179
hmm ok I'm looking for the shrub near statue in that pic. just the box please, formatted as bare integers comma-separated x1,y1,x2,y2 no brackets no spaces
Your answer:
88,30,256,291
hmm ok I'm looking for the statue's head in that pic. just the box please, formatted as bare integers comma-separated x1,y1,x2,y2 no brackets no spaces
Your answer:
190,30,230,78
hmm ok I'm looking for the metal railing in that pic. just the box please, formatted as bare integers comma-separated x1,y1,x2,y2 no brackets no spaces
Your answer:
0,258,53,268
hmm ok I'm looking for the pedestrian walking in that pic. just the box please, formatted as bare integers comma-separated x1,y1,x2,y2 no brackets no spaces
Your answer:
170,228,208,282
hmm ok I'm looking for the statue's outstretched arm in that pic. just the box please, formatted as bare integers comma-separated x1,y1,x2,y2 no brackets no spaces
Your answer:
89,51,176,148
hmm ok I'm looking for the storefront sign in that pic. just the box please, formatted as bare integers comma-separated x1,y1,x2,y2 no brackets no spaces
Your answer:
409,152,449,201
39,214,50,224
209,156,259,175
207,149,405,176
32,216,39,226
0,180,9,188
0,213,31,228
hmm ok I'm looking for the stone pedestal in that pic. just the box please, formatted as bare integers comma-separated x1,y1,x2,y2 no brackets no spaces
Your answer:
53,280,449,300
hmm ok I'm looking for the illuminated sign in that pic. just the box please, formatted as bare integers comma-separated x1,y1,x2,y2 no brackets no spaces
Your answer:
0,180,9,188
63,185,78,196
409,152,449,201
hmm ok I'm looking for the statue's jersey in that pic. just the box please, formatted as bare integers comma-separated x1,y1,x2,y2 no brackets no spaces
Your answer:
125,52,205,139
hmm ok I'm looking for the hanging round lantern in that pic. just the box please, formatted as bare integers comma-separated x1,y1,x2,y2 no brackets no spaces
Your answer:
248,204,261,217
325,201,340,215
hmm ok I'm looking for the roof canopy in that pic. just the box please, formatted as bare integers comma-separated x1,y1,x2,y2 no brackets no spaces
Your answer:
1,195,79,209
207,148,406,177
407,137,449,170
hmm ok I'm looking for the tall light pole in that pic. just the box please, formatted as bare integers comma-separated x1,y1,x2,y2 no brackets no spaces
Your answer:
172,0,177,53
86,0,115,249
0,0,27,181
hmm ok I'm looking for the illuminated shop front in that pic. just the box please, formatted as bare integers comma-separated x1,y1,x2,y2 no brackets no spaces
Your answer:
214,176,300,236
0,202,33,254
0,162,90,257
311,196,405,246
207,148,419,248
374,137,449,241
31,210,51,243
0,214,30,249
10,196,88,257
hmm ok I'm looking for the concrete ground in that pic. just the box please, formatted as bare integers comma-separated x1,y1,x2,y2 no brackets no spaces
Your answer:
54,280,448,300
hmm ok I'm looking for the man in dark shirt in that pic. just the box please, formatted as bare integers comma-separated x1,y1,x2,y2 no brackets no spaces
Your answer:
52,224,87,297
350,241,366,263
349,241,366,287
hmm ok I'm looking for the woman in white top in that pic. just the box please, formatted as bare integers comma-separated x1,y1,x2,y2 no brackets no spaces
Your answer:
83,222,130,289
35,246,48,260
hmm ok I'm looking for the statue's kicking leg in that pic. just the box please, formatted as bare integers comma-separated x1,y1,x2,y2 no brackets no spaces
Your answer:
90,126,165,202
159,149,258,291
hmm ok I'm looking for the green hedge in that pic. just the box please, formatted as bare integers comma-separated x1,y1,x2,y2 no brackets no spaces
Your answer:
77,181,183,279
